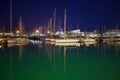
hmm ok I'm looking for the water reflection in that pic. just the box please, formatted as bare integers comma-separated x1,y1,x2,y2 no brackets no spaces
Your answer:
19,45,24,63
64,46,67,75
44,42,81,75
7,43,28,47
8,43,26,80
105,42,120,56
84,41,97,47
55,42,80,47
45,41,97,47
10,47,12,80
29,40,43,47
1,40,120,80
44,41,120,73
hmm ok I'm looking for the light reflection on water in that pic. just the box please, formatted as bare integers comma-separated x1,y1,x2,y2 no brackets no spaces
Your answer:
0,41,120,80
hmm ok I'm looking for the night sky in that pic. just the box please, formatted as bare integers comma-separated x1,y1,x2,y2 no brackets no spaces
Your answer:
0,0,120,32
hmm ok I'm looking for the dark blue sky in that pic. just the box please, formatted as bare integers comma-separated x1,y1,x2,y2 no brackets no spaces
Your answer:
0,0,120,32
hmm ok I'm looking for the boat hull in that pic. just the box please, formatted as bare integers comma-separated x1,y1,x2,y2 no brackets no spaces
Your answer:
83,38,96,42
55,39,79,43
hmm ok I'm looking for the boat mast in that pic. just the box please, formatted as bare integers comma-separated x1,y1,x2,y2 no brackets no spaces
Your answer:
19,15,22,37
116,23,118,32
50,18,52,36
10,0,12,33
64,8,66,38
53,8,56,34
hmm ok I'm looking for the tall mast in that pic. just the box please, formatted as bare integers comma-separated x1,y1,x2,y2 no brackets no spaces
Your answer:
50,18,52,36
77,22,79,29
116,23,118,32
53,8,56,34
10,0,12,33
19,15,22,36
47,21,50,32
64,8,66,38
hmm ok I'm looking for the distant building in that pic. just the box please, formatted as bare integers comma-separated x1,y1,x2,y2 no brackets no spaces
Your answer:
68,29,85,37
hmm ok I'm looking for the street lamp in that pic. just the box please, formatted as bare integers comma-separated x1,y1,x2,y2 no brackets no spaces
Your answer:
47,30,50,34
16,30,20,37
36,29,39,33
16,30,20,34
35,29,39,37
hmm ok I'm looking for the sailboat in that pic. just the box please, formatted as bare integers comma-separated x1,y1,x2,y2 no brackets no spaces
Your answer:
54,9,79,43
16,16,28,44
7,0,17,44
7,16,28,44
83,29,96,42
45,8,56,42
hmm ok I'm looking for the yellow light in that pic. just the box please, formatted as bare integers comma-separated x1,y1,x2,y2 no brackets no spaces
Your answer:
36,30,39,33
16,30,19,34
47,31,50,34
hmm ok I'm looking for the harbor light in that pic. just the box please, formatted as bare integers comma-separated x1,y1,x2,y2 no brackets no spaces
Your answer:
47,30,50,34
36,29,39,33
16,30,20,34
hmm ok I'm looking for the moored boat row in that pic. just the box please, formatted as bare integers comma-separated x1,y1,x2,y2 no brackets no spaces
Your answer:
0,37,29,44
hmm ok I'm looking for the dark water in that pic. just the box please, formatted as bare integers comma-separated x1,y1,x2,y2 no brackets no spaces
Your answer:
0,41,120,80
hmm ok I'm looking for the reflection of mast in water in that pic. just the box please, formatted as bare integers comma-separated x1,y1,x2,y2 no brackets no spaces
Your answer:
53,46,56,72
48,44,53,63
103,43,107,55
64,46,67,75
46,44,54,71
10,48,12,80
115,42,120,56
50,45,56,72
46,44,50,59
19,45,23,63
45,44,57,72
113,42,120,56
